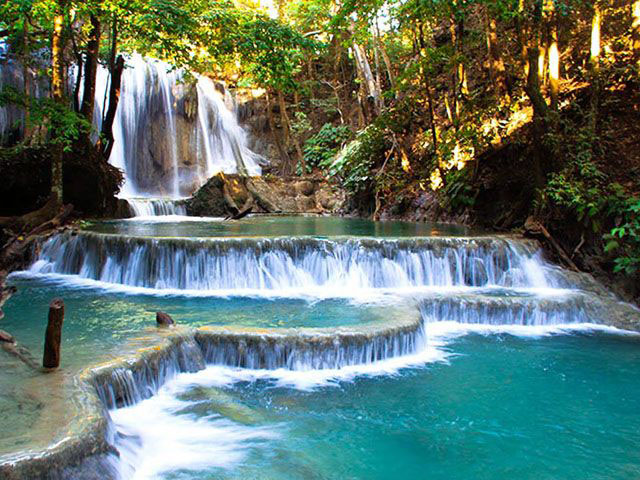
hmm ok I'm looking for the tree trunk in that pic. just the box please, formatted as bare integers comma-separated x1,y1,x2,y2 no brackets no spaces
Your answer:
589,3,601,134
50,2,66,207
278,91,305,173
265,91,291,175
375,20,395,91
417,24,438,151
352,42,381,116
526,46,549,120
43,298,64,369
80,15,100,120
633,1,640,61
590,3,601,68
99,55,124,159
516,0,529,74
457,17,468,96
545,0,559,110
449,15,467,123
22,17,32,140
372,21,384,109
485,12,508,98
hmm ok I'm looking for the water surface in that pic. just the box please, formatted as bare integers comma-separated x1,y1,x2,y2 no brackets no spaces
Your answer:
112,331,640,480
86,215,472,238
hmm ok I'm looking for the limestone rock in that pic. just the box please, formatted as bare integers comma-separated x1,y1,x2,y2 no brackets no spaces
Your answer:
185,174,228,217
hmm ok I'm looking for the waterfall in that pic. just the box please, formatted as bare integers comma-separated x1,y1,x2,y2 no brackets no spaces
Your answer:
2,51,263,216
195,323,426,371
196,77,262,177
125,198,187,217
418,292,593,326
26,233,559,293
94,55,263,212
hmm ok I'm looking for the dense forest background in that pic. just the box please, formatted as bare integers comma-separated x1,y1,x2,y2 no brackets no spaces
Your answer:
1,0,640,299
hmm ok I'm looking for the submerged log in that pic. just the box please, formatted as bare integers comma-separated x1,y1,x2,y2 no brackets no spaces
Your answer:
1,341,40,370
0,285,17,320
156,311,175,326
43,298,64,369
0,329,14,343
0,203,73,275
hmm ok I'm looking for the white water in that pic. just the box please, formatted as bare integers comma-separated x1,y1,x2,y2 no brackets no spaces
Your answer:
104,319,631,479
92,54,263,216
10,223,636,479
125,198,187,217
24,234,560,295
110,384,278,480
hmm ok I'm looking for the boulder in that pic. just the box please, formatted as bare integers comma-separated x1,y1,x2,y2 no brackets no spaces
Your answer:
184,174,229,217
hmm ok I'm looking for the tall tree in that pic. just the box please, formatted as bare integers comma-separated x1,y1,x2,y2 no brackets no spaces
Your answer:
544,0,559,110
50,0,66,206
80,14,100,120
633,1,640,62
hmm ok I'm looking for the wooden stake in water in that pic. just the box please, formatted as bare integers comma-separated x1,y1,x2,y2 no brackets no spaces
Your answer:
43,298,64,369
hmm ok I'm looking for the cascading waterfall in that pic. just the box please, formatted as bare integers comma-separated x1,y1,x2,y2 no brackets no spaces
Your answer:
196,76,262,177
94,55,263,213
124,198,187,217
9,219,637,480
418,292,594,326
26,233,559,293
1,52,263,216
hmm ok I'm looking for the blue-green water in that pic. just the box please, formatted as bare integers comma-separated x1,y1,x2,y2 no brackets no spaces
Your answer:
0,278,399,456
3,215,640,480
114,331,640,480
86,215,471,238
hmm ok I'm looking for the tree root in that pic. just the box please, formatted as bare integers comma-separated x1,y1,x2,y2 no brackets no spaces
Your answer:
524,216,579,271
0,203,73,273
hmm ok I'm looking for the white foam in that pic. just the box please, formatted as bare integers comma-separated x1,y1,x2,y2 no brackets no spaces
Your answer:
7,270,576,301
109,379,279,480
175,322,636,391
105,320,638,478
119,215,226,223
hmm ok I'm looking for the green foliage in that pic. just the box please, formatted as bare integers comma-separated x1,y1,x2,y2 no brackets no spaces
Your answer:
604,198,640,274
328,124,386,195
543,113,608,230
442,168,476,210
290,111,312,136
234,16,322,92
302,123,352,173
0,86,91,151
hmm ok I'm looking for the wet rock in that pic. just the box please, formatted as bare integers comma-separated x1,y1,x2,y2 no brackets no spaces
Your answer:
156,311,175,326
246,178,281,212
184,174,228,217
114,199,134,219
